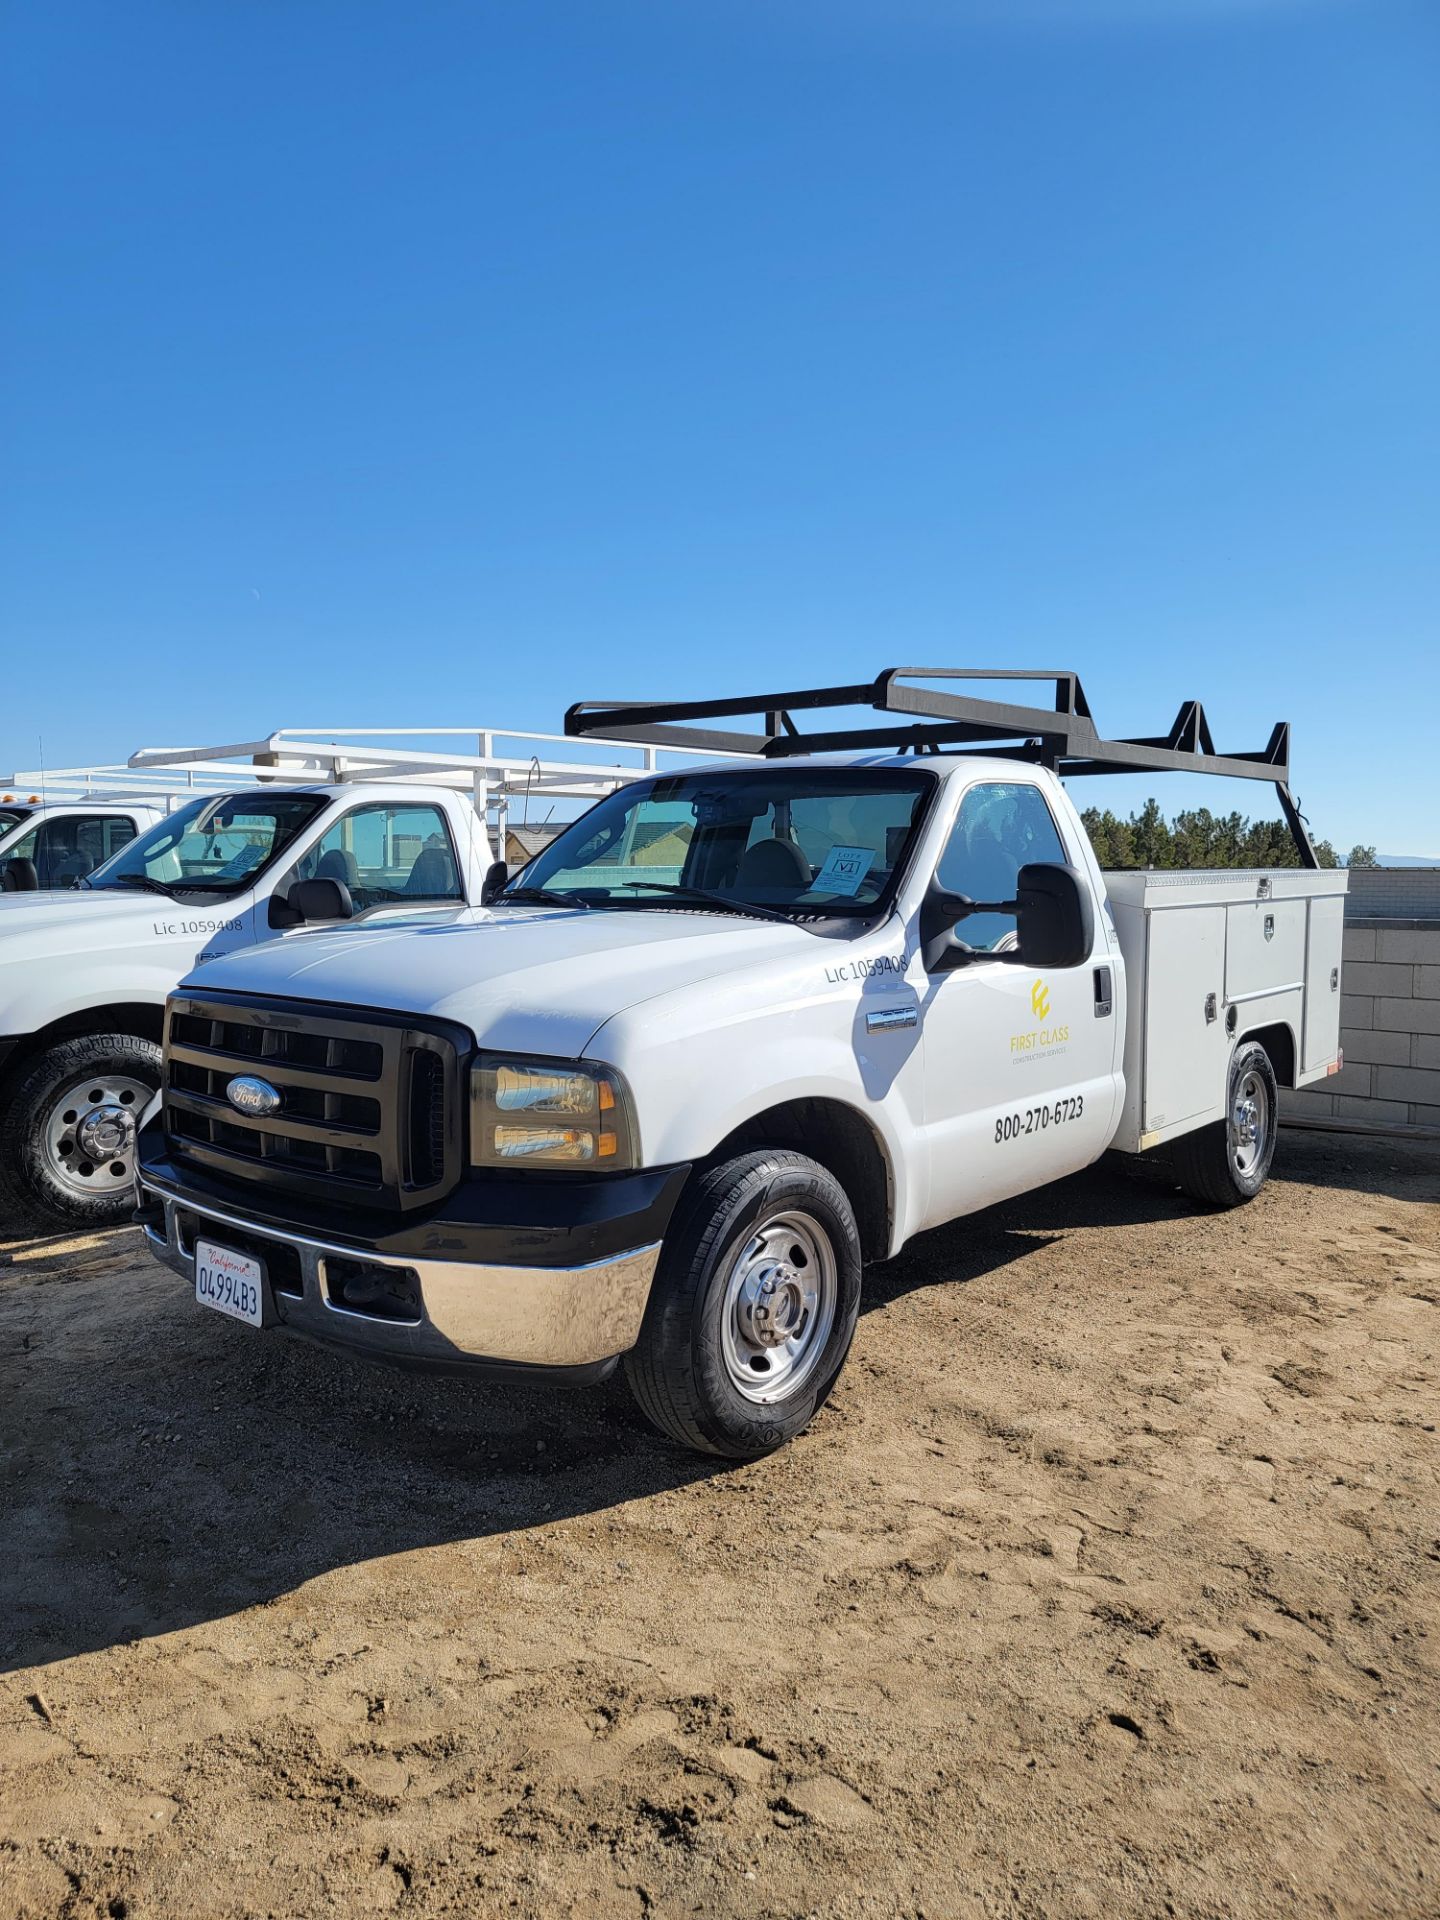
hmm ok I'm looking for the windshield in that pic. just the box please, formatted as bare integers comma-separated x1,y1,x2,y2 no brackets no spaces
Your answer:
509,768,934,918
0,808,33,840
88,793,325,894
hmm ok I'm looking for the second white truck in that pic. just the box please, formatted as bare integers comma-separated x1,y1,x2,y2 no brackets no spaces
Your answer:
0,727,718,1231
134,671,1346,1457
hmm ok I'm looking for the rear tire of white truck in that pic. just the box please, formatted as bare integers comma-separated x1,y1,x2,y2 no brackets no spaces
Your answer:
1170,1039,1278,1209
625,1149,863,1459
0,1033,161,1234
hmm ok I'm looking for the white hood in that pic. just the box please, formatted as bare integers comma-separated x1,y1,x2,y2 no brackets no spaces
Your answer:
0,887,181,954
182,905,824,1057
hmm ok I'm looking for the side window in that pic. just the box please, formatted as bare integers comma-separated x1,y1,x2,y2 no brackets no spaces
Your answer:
289,802,462,912
1,822,38,885
936,783,1068,953
5,815,137,889
74,815,138,874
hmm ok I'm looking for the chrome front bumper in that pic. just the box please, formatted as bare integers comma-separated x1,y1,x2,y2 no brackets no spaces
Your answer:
139,1184,661,1372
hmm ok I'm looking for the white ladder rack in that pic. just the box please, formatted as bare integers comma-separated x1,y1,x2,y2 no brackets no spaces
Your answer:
126,726,744,833
1,760,275,808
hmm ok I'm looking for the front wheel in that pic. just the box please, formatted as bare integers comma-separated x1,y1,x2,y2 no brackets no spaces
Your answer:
0,1033,161,1233
1170,1039,1278,1209
624,1149,863,1459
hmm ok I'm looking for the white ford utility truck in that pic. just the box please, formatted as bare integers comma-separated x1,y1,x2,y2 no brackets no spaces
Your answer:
1,794,161,891
0,751,302,892
135,671,1346,1459
0,751,263,890
0,727,705,1232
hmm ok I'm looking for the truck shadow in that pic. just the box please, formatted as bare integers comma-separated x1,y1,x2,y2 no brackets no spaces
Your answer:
860,1155,1193,1315
1,1305,740,1676
1,1135,1409,1676
0,1164,1169,1676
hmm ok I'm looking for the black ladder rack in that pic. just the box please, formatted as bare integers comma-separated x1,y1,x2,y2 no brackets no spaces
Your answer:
565,667,1318,867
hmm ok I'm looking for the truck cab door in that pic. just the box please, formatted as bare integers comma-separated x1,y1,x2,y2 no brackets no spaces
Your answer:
916,779,1119,1232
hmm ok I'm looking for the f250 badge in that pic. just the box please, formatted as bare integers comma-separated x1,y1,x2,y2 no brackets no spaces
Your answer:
1011,977,1070,1059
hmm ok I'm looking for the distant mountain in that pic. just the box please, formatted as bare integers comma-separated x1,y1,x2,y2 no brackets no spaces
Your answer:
1377,854,1440,867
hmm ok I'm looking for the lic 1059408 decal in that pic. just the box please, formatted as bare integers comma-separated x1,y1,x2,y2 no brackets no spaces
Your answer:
995,1095,1084,1143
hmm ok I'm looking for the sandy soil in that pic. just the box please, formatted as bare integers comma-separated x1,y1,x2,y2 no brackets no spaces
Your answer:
1,1128,1437,1920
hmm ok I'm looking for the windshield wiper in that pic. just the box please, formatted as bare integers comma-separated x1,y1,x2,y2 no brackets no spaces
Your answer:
363,887,449,904
103,873,180,899
500,885,596,911
617,882,799,927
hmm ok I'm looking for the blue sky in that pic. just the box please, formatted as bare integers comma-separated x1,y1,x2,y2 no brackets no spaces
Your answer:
3,0,1437,853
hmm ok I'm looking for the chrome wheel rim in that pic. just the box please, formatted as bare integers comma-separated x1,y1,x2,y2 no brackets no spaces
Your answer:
719,1208,838,1404
1230,1069,1269,1178
42,1073,151,1201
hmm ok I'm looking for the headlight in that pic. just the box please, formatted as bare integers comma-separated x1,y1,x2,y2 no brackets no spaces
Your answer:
470,1054,638,1170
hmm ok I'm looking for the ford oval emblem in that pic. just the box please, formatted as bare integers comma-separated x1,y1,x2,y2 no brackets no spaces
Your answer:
226,1074,282,1117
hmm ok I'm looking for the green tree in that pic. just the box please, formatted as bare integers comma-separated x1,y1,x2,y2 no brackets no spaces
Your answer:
1129,798,1175,868
1080,797,1339,870
1345,845,1379,868
1078,807,1133,869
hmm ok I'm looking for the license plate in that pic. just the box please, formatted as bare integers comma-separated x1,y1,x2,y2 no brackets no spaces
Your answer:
194,1239,264,1327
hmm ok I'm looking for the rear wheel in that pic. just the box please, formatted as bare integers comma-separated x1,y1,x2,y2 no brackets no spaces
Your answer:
625,1149,862,1458
1171,1039,1278,1209
0,1033,161,1233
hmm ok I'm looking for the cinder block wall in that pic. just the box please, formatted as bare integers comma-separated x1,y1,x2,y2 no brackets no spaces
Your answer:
1284,870,1440,1136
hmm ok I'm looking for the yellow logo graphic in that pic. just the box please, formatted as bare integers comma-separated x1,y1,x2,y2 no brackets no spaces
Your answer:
1011,978,1068,1058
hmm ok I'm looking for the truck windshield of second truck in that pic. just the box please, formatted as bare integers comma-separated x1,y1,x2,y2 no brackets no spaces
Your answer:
86,794,326,895
509,767,934,919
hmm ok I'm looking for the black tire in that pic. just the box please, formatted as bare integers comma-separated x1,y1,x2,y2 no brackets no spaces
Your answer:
1171,1039,1278,1209
0,1032,161,1233
624,1149,863,1459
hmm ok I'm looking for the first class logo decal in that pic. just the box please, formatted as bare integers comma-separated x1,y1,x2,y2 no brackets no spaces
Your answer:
1012,977,1069,1062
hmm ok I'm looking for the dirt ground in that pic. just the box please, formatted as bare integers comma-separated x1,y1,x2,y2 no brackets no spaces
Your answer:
2,1129,1437,1920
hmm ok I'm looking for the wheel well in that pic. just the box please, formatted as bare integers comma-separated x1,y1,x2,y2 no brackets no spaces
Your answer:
704,1097,892,1263
1237,1020,1296,1088
0,1004,165,1083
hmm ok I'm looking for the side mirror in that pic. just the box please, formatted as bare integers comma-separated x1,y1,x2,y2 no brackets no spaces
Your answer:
1014,863,1094,968
480,859,509,906
919,885,983,972
920,861,1093,972
286,876,354,924
1,858,39,893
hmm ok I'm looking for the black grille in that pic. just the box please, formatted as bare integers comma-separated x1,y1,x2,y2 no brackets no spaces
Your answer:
406,1047,447,1188
163,993,465,1211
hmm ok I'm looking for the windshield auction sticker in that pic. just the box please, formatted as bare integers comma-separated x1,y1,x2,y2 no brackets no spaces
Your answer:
815,845,875,896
